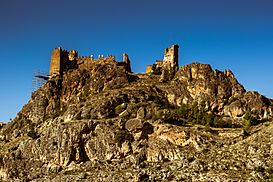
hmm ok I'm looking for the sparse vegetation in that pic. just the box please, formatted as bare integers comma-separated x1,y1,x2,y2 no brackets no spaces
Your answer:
243,110,257,130
2,45,273,181
159,102,227,128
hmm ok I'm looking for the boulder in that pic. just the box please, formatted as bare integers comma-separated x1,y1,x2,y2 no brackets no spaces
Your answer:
125,119,143,132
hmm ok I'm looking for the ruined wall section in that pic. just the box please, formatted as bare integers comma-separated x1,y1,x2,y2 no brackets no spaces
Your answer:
163,44,179,71
160,44,179,81
120,53,132,73
146,44,179,81
146,65,153,74
61,50,78,72
49,48,132,78
49,48,78,77
77,55,117,70
49,47,62,76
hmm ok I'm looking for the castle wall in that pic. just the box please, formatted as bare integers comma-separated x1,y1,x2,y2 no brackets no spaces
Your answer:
49,48,132,77
49,47,62,76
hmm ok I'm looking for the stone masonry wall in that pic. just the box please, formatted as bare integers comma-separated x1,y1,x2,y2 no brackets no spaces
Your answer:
145,44,179,78
49,48,132,77
49,47,62,76
163,44,179,69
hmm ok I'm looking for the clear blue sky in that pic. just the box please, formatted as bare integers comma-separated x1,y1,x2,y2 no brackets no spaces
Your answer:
0,0,273,122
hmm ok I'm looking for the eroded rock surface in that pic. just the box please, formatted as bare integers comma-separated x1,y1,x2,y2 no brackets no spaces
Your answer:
0,62,273,181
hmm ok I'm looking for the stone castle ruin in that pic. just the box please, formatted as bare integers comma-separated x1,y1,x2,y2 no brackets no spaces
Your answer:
49,47,79,76
49,45,178,81
49,47,132,77
146,44,179,80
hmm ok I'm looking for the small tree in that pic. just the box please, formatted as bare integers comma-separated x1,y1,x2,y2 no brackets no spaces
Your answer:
243,110,256,130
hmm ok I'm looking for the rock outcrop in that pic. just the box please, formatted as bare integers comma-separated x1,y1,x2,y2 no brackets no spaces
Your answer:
0,47,273,181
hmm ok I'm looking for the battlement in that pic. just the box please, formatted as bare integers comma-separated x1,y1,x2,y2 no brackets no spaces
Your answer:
49,47,132,77
49,45,178,80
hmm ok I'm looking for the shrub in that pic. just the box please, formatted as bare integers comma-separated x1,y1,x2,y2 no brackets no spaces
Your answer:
161,102,233,128
204,114,214,127
243,119,251,131
243,110,257,130
176,104,188,117
244,110,255,122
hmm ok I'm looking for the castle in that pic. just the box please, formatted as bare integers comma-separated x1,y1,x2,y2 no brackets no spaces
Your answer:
49,44,179,80
49,47,132,77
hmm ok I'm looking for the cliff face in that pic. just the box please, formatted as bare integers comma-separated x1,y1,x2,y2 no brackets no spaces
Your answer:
0,58,273,181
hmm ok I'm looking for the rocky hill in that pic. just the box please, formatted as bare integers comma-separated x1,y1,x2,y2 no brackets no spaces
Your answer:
0,46,273,181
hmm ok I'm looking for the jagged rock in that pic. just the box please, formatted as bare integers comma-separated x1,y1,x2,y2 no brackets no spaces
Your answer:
0,122,5,129
223,100,244,117
136,107,146,119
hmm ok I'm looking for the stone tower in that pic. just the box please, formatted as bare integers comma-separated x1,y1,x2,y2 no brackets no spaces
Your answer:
145,44,179,78
160,44,179,81
163,44,179,71
49,48,78,77
49,47,62,76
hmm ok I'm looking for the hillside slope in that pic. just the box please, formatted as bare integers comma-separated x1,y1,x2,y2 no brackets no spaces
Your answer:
0,58,273,181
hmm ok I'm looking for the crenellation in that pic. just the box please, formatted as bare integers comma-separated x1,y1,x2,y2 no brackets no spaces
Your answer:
49,48,133,77
49,45,178,79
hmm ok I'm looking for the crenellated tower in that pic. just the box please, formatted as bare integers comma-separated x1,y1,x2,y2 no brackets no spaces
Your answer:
49,47,78,77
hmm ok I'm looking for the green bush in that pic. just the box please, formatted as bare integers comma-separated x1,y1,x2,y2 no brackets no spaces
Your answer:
243,119,251,131
204,114,214,127
160,102,235,128
243,110,257,130
244,110,255,122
